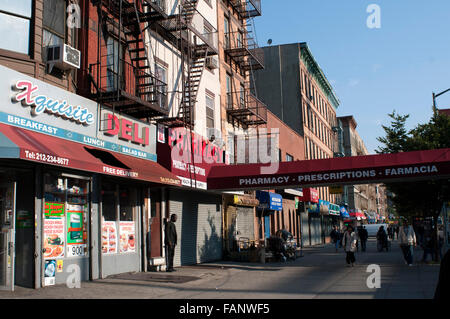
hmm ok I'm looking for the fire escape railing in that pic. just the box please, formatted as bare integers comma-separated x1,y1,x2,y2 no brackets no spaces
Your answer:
226,89,267,126
228,0,262,19
88,0,169,119
224,31,264,71
161,2,219,56
89,59,168,116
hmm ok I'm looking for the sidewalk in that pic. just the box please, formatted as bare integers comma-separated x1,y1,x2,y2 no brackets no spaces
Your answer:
0,238,441,299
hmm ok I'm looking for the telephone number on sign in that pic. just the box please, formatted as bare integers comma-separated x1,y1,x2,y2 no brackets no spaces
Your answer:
24,150,69,166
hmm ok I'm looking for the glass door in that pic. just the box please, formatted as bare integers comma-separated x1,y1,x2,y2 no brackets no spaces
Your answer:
0,182,16,291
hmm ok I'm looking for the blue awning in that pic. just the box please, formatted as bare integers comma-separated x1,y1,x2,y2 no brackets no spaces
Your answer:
256,191,283,211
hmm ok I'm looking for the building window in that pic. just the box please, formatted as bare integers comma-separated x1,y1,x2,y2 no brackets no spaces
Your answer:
224,15,230,49
155,63,168,108
206,93,215,130
43,0,66,62
286,153,293,162
226,73,232,108
106,37,123,92
0,0,32,55
239,83,245,108
203,20,214,44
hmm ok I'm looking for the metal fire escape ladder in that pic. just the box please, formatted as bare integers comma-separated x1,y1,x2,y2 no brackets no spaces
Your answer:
90,0,169,124
158,0,209,129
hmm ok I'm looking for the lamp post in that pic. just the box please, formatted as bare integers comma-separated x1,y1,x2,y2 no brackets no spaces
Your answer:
432,88,450,113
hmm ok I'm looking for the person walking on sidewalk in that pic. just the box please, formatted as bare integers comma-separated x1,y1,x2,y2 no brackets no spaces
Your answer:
358,226,369,252
164,214,178,272
330,225,341,252
399,220,416,266
342,226,358,267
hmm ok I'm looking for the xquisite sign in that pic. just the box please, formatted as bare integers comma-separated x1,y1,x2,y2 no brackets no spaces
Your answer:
12,80,95,126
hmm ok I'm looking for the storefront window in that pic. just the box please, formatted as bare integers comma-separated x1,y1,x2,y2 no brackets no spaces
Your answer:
102,183,117,222
43,173,90,260
119,188,133,221
102,183,136,255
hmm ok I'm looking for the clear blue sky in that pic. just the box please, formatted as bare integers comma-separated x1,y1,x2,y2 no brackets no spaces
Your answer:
253,0,450,153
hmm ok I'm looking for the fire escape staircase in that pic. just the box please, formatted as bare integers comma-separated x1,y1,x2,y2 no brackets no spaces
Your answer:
157,0,217,129
89,0,169,120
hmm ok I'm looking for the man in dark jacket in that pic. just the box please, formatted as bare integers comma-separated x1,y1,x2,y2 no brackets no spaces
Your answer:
165,214,178,272
359,226,369,252
330,226,341,252
434,249,450,300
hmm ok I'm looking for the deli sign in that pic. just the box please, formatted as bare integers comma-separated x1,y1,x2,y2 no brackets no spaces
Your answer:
103,113,149,146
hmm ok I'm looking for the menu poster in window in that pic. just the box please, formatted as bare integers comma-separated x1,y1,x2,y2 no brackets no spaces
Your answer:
44,202,65,259
66,204,86,257
119,221,136,253
102,221,117,254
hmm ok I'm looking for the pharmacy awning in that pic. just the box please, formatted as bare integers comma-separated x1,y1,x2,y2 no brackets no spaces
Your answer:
207,148,450,190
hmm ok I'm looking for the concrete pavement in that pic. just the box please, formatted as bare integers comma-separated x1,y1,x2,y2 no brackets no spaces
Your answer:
0,238,441,299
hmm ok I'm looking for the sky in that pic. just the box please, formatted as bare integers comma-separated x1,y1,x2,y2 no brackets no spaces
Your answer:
252,0,450,154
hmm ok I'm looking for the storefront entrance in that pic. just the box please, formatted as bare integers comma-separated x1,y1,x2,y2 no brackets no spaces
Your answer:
0,182,15,291
0,167,34,291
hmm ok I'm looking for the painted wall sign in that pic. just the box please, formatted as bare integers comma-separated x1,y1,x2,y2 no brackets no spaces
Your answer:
13,80,95,126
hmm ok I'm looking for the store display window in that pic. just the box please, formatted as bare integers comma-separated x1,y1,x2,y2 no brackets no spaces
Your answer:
43,173,89,260
101,184,136,255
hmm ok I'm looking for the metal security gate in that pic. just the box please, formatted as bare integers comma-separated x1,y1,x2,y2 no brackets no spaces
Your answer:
169,190,222,266
309,215,322,246
236,207,254,242
196,199,222,263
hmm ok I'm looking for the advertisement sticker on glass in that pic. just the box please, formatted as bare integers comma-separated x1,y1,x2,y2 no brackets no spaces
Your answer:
44,260,56,286
66,206,86,257
119,221,136,253
102,221,117,254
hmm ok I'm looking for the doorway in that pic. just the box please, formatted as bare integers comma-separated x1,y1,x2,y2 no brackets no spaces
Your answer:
0,167,35,291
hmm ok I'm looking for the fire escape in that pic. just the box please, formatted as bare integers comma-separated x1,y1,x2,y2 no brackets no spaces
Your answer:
89,0,169,120
223,0,267,127
156,0,219,129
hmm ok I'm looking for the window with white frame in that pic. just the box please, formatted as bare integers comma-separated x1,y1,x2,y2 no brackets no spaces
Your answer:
0,0,32,55
43,0,66,62
206,93,215,130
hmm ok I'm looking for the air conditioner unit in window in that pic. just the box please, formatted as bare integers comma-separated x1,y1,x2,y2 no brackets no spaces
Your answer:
46,44,81,72
205,56,218,69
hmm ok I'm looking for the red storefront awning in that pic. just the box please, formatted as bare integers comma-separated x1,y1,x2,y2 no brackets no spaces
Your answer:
350,212,366,220
207,148,450,190
0,123,181,186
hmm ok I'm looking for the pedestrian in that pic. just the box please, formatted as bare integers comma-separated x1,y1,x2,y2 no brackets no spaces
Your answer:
342,225,358,267
388,225,394,240
421,230,435,263
359,226,369,252
164,213,178,272
399,220,417,266
330,225,341,252
395,225,400,240
434,249,450,300
376,226,388,252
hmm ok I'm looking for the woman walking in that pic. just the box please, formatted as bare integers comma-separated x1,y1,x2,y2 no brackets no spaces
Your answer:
342,226,358,267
